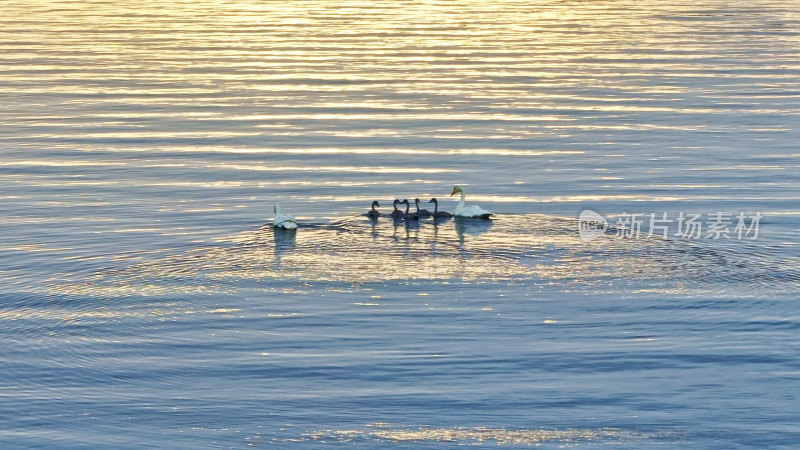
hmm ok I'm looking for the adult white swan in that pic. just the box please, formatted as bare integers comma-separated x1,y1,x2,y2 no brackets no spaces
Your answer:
272,204,297,229
450,185,492,219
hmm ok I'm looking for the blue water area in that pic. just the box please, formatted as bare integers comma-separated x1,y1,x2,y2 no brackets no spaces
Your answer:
1,0,799,448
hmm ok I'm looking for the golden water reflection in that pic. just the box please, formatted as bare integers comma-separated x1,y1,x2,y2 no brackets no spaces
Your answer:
302,424,665,445
43,214,798,298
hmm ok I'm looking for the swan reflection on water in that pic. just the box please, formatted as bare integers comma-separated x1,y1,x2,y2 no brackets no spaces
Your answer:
272,227,297,267
454,217,494,244
377,213,491,244
355,213,495,245
367,215,380,239
432,216,452,226
45,213,800,299
401,216,421,231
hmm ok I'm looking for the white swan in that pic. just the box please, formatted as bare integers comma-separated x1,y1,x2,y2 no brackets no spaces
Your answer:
450,185,492,219
272,203,297,229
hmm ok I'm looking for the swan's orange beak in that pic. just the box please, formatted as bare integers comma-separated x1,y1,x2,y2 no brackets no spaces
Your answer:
450,187,458,196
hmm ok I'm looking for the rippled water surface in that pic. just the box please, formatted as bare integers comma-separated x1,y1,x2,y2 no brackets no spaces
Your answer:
2,0,800,448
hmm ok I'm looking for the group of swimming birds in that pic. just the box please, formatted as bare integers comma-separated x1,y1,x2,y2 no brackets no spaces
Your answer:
272,185,492,229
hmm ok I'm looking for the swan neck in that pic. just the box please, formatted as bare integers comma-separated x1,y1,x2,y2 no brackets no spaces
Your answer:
432,199,438,214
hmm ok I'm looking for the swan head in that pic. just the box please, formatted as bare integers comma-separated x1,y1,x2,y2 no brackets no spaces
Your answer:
428,198,437,204
451,185,465,196
414,198,421,205
371,200,380,208
401,199,410,206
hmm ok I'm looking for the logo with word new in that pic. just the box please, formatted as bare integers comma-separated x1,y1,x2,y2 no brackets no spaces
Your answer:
578,210,608,242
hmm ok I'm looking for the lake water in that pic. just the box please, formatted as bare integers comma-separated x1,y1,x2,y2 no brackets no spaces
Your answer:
1,0,799,447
